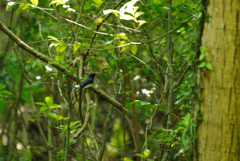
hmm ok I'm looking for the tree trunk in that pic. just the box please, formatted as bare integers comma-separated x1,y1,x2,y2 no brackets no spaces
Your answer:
196,0,240,160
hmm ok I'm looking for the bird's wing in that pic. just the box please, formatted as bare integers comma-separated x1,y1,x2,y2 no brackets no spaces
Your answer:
80,78,93,89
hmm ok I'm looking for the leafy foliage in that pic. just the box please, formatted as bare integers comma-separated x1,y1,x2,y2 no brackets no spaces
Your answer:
0,0,206,160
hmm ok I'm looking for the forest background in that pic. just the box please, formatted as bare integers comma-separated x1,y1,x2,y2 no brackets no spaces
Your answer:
0,0,239,161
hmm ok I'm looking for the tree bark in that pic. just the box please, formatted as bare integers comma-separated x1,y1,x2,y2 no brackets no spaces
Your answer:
196,0,240,160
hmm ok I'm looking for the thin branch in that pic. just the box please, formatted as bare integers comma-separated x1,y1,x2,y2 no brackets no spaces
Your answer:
73,91,91,139
150,16,193,44
172,64,192,89
14,47,54,152
126,52,164,88
87,85,127,112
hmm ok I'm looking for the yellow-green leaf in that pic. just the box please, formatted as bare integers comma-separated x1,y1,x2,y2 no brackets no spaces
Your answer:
47,36,59,42
55,55,64,63
57,42,67,53
144,149,151,158
135,11,144,18
131,44,137,55
74,41,81,53
123,157,133,161
30,0,38,6
45,97,53,107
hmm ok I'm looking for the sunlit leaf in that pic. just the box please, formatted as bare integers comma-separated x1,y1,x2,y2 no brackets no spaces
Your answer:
108,79,113,84
144,149,151,158
50,0,68,6
45,97,53,107
135,11,144,18
138,20,146,27
103,9,119,17
131,44,137,55
123,157,133,161
55,55,64,63
93,0,104,7
50,104,62,109
47,36,59,42
35,102,47,106
57,42,67,53
30,0,38,6
134,153,145,158
119,13,135,21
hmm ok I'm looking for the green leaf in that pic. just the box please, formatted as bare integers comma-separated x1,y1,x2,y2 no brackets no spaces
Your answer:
30,0,38,6
0,84,6,90
48,61,58,65
154,133,169,139
45,97,53,107
123,157,133,161
83,43,90,49
73,41,81,53
121,91,133,96
70,121,81,128
199,53,205,61
50,104,62,109
200,46,206,54
164,137,173,142
131,45,137,55
35,102,47,106
62,64,70,68
69,137,73,145
144,149,151,158
55,55,64,63
154,104,165,109
47,113,67,122
93,0,104,7
108,79,113,84
0,90,12,95
57,41,67,53
206,63,213,70
198,62,206,68
40,106,48,112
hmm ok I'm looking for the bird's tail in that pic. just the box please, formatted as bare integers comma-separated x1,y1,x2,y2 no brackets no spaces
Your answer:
68,85,80,89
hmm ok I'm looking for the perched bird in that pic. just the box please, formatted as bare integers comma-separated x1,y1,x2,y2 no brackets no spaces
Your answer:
69,73,97,89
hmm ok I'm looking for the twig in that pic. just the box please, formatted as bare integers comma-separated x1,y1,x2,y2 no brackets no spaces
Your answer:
150,16,193,44
87,85,127,112
73,91,92,139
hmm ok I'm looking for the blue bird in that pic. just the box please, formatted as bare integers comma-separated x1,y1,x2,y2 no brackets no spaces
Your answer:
69,73,97,89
